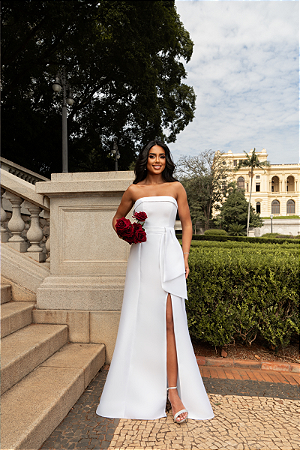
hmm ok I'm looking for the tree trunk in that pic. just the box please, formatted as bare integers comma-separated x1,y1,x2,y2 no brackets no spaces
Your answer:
247,169,253,236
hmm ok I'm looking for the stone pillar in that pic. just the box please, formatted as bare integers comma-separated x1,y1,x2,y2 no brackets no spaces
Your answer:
24,202,46,262
1,188,9,243
6,192,27,252
35,171,134,362
36,171,134,310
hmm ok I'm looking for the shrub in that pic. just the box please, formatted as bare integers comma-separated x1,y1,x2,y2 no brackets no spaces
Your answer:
262,233,300,239
175,233,299,244
204,229,227,236
185,241,299,349
228,223,246,236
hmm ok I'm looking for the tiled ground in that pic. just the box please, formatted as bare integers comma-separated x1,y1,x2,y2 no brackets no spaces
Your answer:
109,395,300,450
40,365,300,450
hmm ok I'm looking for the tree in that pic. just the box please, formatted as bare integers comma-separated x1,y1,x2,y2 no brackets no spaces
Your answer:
1,0,196,176
235,149,269,236
218,186,263,232
176,150,230,231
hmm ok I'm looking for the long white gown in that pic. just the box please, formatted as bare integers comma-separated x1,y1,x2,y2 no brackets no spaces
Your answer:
96,196,214,420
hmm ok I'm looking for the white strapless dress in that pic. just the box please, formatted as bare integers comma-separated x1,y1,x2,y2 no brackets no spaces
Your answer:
96,196,214,420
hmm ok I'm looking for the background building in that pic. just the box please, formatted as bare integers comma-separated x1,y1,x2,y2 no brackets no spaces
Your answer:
221,149,300,218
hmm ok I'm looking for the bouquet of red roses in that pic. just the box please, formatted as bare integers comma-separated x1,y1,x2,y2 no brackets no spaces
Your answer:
116,211,148,244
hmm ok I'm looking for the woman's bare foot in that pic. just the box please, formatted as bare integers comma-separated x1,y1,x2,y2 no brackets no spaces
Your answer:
168,388,188,423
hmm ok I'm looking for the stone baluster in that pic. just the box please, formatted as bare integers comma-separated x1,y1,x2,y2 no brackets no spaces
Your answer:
43,209,50,265
45,235,50,266
1,188,9,243
6,192,27,252
24,202,46,262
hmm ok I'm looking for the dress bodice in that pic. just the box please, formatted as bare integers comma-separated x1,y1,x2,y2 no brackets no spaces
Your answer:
133,196,186,299
133,196,178,229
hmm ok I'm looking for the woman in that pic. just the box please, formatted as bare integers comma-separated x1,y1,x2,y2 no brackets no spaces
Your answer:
96,140,214,423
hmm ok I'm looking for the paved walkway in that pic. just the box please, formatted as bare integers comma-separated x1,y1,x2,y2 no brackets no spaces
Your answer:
40,364,300,450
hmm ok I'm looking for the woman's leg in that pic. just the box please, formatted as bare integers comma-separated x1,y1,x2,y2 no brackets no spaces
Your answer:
166,293,188,422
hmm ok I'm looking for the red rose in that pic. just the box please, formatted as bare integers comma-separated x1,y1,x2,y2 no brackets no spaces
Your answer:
132,223,147,244
133,211,148,222
116,217,134,239
123,234,135,244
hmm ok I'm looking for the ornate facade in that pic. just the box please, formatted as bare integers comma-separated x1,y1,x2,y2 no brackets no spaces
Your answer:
220,149,300,217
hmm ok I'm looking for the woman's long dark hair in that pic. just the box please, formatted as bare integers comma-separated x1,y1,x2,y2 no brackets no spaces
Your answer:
133,140,177,184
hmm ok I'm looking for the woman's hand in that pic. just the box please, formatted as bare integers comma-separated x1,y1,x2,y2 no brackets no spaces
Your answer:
112,186,135,233
184,256,189,279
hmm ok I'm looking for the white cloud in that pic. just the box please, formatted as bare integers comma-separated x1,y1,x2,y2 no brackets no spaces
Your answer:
169,1,299,164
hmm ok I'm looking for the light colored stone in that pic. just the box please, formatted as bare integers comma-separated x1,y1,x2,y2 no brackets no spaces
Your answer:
1,245,49,296
1,323,68,394
1,283,11,303
37,275,125,310
36,171,134,311
41,342,105,388
33,308,90,342
108,396,300,450
90,311,121,363
1,366,84,450
1,275,36,301
1,167,49,211
1,301,35,337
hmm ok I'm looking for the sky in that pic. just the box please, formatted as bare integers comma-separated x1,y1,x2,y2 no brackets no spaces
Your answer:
169,0,299,165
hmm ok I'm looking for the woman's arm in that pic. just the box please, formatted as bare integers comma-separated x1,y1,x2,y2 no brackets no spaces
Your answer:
112,186,135,232
176,183,193,279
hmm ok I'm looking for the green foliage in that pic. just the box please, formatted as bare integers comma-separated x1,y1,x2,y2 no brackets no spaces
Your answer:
228,223,246,236
176,150,231,230
2,0,196,175
186,241,299,349
260,216,300,219
176,234,299,244
262,233,300,239
204,229,227,236
219,186,263,231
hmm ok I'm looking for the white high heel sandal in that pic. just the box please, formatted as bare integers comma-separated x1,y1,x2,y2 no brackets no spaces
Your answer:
167,387,188,424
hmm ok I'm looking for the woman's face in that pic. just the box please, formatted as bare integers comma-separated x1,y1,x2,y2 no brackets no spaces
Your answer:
146,145,166,175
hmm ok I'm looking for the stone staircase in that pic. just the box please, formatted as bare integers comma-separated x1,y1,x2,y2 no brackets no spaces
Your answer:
1,284,106,450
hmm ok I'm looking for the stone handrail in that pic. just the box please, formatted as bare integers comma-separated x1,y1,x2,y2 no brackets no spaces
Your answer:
1,168,50,263
0,156,49,185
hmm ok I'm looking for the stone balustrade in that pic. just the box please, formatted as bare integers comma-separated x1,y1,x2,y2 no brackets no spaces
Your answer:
1,169,50,263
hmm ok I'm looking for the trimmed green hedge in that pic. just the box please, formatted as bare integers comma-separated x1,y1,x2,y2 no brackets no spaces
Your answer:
175,233,300,244
186,241,299,349
204,229,227,236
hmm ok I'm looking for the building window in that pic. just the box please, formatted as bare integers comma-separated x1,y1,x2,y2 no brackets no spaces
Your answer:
256,183,260,192
233,160,237,167
256,202,261,214
237,176,245,189
256,175,260,179
286,176,295,192
271,176,279,192
287,199,295,214
271,200,280,215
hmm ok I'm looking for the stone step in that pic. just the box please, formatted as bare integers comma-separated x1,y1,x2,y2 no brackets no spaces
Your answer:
1,342,105,450
1,323,68,394
1,301,35,338
1,283,12,304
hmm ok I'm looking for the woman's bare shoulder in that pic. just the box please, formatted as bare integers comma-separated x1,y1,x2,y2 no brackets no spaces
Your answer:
124,184,141,201
173,181,186,195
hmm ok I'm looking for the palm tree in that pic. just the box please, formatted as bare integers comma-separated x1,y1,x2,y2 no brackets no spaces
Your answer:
235,149,269,236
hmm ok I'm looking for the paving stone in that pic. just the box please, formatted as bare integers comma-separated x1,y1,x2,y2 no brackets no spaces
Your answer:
39,366,300,450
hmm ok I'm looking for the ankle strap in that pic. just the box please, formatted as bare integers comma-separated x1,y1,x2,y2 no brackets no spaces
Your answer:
167,386,177,390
